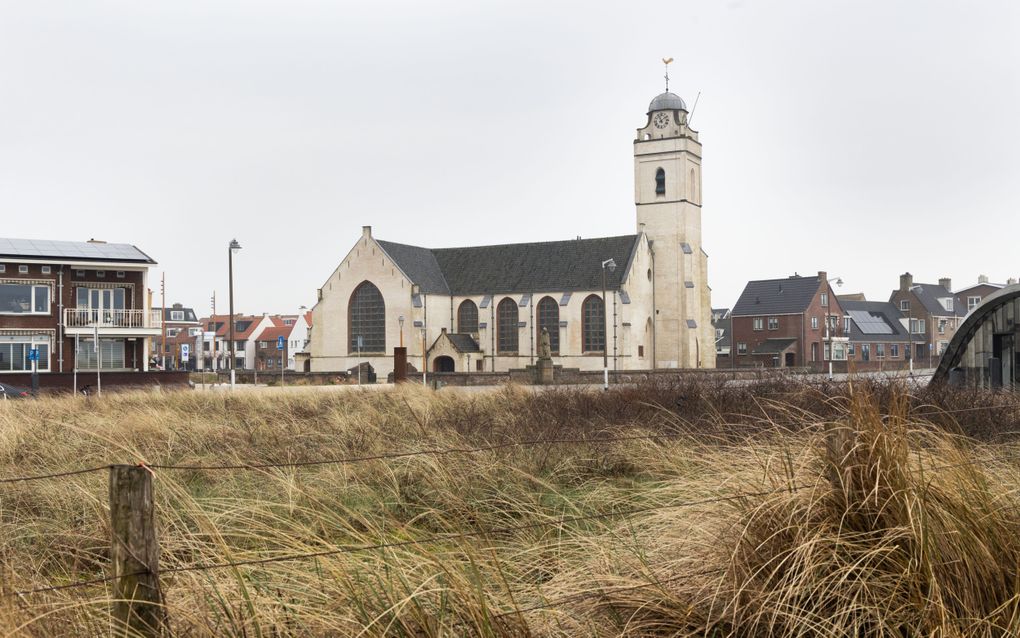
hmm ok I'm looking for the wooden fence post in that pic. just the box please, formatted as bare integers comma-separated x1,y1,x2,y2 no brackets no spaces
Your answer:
109,464,165,636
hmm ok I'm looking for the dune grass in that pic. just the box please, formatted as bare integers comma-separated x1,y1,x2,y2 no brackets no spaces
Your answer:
0,379,1019,636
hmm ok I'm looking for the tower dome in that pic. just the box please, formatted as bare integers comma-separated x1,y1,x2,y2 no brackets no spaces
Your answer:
648,92,687,113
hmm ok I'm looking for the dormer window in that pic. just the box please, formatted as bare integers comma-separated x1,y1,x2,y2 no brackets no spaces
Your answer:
655,168,665,195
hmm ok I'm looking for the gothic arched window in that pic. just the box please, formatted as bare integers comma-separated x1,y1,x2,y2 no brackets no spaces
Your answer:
655,168,666,195
582,294,606,353
536,296,560,354
497,298,519,354
458,299,479,333
349,281,385,353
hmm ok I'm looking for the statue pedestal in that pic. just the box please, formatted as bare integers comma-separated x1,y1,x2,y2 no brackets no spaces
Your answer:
536,358,554,385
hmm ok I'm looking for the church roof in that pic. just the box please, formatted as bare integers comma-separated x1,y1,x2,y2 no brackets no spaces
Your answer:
648,92,687,113
377,235,641,296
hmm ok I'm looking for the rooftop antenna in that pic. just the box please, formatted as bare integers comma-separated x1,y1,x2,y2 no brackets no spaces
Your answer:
688,90,702,125
662,57,674,92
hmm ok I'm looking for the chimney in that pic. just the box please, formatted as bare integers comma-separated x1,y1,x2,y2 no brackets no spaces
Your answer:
939,277,952,291
362,225,372,238
899,272,913,291
978,274,989,284
1008,278,1018,286
817,271,827,285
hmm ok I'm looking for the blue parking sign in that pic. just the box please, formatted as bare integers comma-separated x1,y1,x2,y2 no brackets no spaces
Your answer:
277,335,286,350
27,348,39,362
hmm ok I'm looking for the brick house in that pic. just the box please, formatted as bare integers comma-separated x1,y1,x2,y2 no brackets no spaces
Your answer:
888,273,965,369
731,271,848,369
841,300,912,371
153,303,201,370
955,275,1019,316
253,324,293,371
199,314,275,370
0,237,163,387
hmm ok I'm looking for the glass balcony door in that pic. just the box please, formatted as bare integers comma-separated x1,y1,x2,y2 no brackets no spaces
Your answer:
76,288,126,324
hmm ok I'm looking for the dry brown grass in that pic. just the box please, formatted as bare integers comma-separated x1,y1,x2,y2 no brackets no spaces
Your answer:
0,379,1019,636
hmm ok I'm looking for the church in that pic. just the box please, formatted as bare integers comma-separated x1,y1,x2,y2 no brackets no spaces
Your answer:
309,83,715,378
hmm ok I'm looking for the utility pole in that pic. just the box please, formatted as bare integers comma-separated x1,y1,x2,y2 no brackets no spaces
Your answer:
160,273,166,370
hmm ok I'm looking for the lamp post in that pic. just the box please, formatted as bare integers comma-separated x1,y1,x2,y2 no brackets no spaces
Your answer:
826,276,843,380
601,258,617,391
398,315,405,348
228,238,242,388
906,284,921,376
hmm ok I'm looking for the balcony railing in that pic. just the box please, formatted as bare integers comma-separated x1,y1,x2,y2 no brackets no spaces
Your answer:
64,308,163,329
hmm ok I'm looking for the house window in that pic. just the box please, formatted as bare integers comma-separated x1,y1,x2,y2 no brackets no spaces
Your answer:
0,337,50,372
900,299,910,311
753,317,764,331
938,319,947,334
348,281,385,353
170,310,185,321
890,344,899,358
116,271,125,279
910,318,925,334
458,299,479,333
737,342,747,355
821,293,829,307
811,342,818,361
638,345,644,357
75,338,125,370
96,271,105,279
581,295,606,353
0,284,50,314
848,343,855,358
861,344,870,361
655,168,665,195
536,296,560,354
189,327,202,337
824,343,830,360
41,266,51,274
0,265,4,273
876,343,885,359
767,317,779,330
967,296,981,312
844,316,851,333
18,265,28,274
811,316,819,330
166,328,180,338
497,298,519,353
832,342,847,361
284,318,294,325
828,315,838,330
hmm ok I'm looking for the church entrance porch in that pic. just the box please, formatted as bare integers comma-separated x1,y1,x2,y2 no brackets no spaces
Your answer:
433,356,455,373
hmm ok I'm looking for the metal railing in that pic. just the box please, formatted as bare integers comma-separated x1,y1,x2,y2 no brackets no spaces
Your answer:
64,308,162,329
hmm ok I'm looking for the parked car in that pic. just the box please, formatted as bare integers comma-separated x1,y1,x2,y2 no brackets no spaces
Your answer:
0,382,30,399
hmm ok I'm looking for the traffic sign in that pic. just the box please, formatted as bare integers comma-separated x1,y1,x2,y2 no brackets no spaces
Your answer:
27,348,39,362
277,335,286,350
181,344,190,362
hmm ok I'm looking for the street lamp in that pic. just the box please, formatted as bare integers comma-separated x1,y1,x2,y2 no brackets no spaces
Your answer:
601,258,617,391
398,315,405,348
228,238,242,389
826,276,843,380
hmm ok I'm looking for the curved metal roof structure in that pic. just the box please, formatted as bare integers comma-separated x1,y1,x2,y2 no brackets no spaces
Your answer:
932,283,1020,385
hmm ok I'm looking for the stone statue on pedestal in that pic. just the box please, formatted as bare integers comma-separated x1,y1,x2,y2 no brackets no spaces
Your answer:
539,328,552,360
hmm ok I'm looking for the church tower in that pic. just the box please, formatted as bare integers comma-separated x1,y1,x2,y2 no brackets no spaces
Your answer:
634,68,715,368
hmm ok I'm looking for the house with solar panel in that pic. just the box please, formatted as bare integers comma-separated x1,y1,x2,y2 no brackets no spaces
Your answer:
308,87,718,378
841,300,913,371
0,237,166,388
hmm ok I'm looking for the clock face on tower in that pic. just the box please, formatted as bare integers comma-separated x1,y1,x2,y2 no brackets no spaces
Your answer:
653,112,670,129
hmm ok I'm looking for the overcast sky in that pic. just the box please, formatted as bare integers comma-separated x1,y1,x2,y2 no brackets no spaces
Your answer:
2,0,1018,315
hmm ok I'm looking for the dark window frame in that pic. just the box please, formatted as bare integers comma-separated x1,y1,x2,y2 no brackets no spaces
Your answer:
536,296,560,354
457,299,479,334
348,281,386,354
497,298,519,354
581,294,606,353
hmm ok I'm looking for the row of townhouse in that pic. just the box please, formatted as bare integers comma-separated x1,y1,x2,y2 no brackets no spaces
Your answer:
194,311,311,372
714,271,1018,372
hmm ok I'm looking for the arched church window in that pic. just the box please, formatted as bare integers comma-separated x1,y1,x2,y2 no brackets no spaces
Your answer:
497,298,519,354
458,299,479,333
655,168,665,195
536,296,559,354
582,295,606,353
349,281,385,353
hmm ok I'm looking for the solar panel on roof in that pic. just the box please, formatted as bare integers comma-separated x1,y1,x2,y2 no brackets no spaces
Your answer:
848,310,893,335
0,238,152,262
